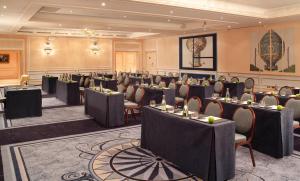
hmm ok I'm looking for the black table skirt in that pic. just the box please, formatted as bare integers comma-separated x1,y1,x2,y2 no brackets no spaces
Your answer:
94,78,117,91
176,84,213,103
204,98,294,158
71,74,89,85
97,73,113,79
42,76,58,94
222,82,245,98
85,89,124,127
141,106,235,181
143,87,175,106
129,77,151,85
161,76,179,87
4,87,42,119
56,80,80,105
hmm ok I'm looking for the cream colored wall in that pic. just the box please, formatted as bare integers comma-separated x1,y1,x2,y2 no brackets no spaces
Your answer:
0,50,20,79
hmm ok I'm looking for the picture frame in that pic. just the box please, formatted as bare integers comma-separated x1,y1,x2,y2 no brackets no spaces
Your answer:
179,33,217,71
0,54,9,63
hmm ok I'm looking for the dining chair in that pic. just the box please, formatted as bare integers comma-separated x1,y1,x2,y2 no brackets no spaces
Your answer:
84,77,90,88
231,77,239,83
285,98,300,129
117,75,123,84
187,97,202,113
233,106,256,167
261,95,279,106
117,84,126,93
168,82,176,89
79,76,85,87
175,84,189,106
204,100,223,117
214,81,224,96
155,75,162,84
125,85,135,101
244,78,255,93
158,81,166,88
279,86,293,96
174,72,180,77
124,87,145,123
168,72,173,77
218,75,226,82
201,80,210,86
123,76,130,87
182,74,188,84
240,93,255,102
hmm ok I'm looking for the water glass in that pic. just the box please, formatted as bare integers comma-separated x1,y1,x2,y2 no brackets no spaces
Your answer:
191,112,199,119
167,106,175,113
150,100,156,107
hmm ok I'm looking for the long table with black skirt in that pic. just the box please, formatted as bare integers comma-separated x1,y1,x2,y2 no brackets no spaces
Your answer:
254,92,291,106
85,88,124,127
204,98,293,158
97,73,113,79
222,82,245,98
134,86,175,106
56,80,80,105
141,106,235,181
129,77,151,85
4,86,42,119
42,76,58,94
94,78,117,91
161,76,179,87
71,74,89,84
176,83,213,102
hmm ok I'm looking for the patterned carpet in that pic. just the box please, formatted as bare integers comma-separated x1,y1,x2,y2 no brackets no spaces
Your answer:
2,126,300,181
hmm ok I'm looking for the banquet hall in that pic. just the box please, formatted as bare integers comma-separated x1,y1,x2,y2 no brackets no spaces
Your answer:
0,0,300,180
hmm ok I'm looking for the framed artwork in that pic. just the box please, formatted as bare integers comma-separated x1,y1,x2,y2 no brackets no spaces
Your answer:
179,33,217,71
0,54,9,63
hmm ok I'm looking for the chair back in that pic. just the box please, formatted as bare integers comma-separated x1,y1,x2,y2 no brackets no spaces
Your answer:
179,84,189,98
174,72,179,77
182,74,188,83
117,75,123,84
187,97,202,113
123,76,130,86
218,75,226,82
240,93,255,102
190,78,198,85
155,76,161,84
168,72,173,77
79,76,85,87
168,82,176,89
135,87,145,104
245,78,255,92
204,100,223,117
201,80,210,86
84,77,90,88
158,81,166,88
214,81,224,94
233,107,256,139
279,86,293,96
231,77,239,83
261,95,279,106
117,84,126,93
89,79,95,87
285,98,300,120
126,85,135,100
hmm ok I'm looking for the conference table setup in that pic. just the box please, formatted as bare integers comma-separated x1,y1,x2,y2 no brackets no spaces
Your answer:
56,79,80,105
41,75,58,94
94,77,118,91
129,76,151,85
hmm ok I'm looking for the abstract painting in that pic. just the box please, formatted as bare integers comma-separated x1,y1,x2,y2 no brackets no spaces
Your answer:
250,29,295,73
179,33,217,71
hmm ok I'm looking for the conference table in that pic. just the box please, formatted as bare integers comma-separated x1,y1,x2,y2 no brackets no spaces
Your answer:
71,74,89,84
161,75,179,87
4,86,42,119
222,82,245,98
85,88,124,127
141,106,235,181
56,80,80,105
97,73,114,79
204,98,293,158
176,83,214,102
42,76,58,94
142,86,175,106
94,78,117,91
254,92,292,106
129,76,151,85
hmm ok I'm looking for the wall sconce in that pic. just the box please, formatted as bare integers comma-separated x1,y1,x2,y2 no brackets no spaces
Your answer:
44,41,53,56
90,41,100,55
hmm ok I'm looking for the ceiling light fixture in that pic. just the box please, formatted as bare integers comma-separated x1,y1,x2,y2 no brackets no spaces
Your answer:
3,5,7,9
44,41,53,56
90,41,100,55
167,19,171,22
69,10,73,13
58,24,62,27
123,15,127,18
227,25,231,29
0,14,3,17
101,2,106,7
220,16,224,20
169,10,174,14
258,21,262,24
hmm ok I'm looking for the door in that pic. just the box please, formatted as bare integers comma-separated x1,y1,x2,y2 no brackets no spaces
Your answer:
115,52,138,72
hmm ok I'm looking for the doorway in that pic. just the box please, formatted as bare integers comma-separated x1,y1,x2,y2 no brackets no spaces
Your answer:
115,51,138,72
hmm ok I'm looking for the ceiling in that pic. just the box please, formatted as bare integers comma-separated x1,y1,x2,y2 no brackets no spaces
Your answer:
0,0,300,39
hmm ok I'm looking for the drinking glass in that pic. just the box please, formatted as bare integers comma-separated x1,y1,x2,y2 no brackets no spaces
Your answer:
167,106,175,113
191,112,199,119
150,100,156,107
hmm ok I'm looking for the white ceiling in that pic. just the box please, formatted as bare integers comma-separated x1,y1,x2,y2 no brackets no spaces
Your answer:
0,0,300,38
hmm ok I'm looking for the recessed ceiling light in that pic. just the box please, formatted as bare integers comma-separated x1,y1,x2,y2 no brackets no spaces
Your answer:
123,15,127,18
58,24,62,27
0,14,3,17
220,16,224,20
169,10,174,14
101,2,106,6
69,10,73,13
227,25,231,29
3,5,7,9
258,21,262,24
167,19,171,22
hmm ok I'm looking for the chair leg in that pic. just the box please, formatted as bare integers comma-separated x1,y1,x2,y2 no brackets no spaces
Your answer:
248,144,256,167
130,108,136,121
124,109,129,124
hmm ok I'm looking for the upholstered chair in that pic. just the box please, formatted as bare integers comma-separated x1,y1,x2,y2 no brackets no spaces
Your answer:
175,84,189,106
214,81,224,95
168,82,176,89
125,85,135,101
79,76,85,87
261,95,279,106
201,80,210,86
174,72,180,77
155,75,162,84
190,78,198,85
117,84,126,93
123,76,130,87
182,74,188,84
124,87,145,123
187,97,202,113
204,100,223,117
279,86,293,97
285,98,300,128
231,77,239,83
233,106,256,167
244,78,255,93
117,75,123,84
240,93,255,102
168,72,173,77
158,81,166,88
218,75,226,82
84,77,90,88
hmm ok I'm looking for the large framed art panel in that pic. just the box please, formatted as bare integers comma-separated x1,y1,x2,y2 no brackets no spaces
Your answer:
179,33,217,71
